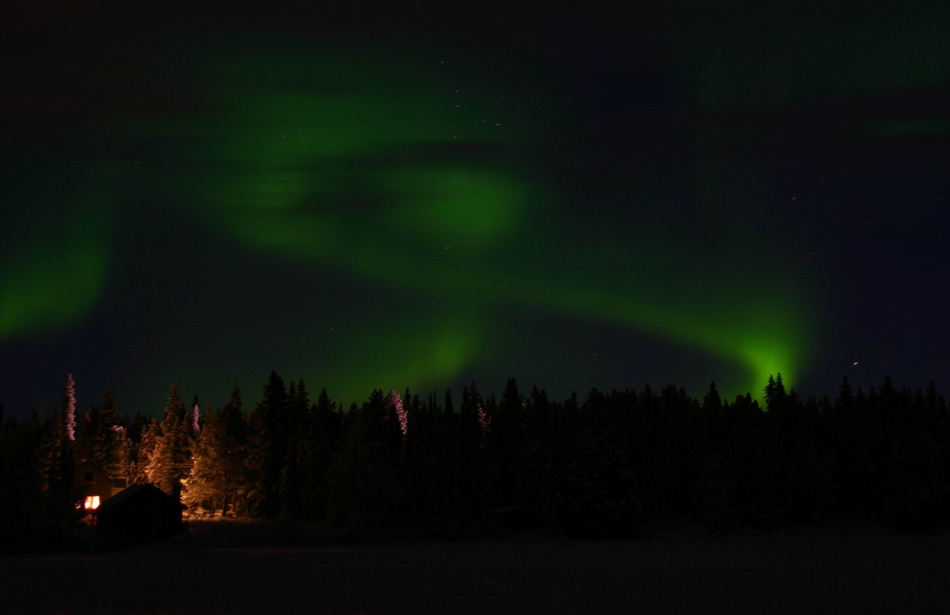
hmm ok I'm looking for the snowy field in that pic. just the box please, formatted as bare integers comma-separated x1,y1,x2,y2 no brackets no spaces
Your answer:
3,526,950,614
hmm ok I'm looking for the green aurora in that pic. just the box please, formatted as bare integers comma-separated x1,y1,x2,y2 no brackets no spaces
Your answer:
4,6,948,409
188,43,821,399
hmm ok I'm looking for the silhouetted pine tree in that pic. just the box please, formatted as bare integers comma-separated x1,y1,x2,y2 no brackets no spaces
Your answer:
519,385,555,515
486,378,525,505
786,395,838,522
246,371,289,519
279,379,313,519
455,383,486,519
293,387,343,521
38,411,75,496
659,385,701,517
698,381,724,454
922,381,950,522
36,412,82,548
694,382,738,530
882,380,943,530
75,391,126,479
558,388,641,536
400,389,457,528
325,391,403,535
1,414,79,551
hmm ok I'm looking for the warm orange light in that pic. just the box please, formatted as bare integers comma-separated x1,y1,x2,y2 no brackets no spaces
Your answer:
84,495,100,510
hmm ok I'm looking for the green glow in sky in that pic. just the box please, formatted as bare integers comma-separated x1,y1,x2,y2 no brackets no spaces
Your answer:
0,168,112,340
164,43,818,400
382,166,528,248
1,37,833,402
315,310,484,398
0,237,109,339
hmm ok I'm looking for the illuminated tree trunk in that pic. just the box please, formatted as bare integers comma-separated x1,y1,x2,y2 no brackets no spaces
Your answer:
191,396,202,438
63,374,76,442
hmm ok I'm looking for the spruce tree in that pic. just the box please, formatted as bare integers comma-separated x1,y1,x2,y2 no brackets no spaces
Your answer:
279,380,312,519
75,392,125,478
387,389,408,437
246,372,289,519
190,395,201,438
187,388,247,516
487,378,525,505
4,414,81,551
325,390,403,533
38,411,76,497
520,385,555,514
63,374,76,442
146,385,193,499
131,418,157,485
456,383,485,518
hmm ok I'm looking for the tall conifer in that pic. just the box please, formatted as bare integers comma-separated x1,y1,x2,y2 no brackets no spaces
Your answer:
146,385,193,498
63,374,76,442
187,388,247,516
246,371,288,519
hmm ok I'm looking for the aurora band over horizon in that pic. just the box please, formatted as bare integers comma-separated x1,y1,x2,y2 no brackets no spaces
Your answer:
1,40,820,403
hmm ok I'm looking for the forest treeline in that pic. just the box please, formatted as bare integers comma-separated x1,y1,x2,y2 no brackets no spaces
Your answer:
2,372,949,550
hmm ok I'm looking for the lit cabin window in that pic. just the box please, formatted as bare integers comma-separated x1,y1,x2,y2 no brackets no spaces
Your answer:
84,496,100,510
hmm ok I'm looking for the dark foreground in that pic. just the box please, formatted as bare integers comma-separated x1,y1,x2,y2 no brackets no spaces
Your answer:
3,526,950,614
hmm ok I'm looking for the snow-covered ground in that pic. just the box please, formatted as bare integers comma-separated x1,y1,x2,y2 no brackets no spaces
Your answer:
4,528,949,613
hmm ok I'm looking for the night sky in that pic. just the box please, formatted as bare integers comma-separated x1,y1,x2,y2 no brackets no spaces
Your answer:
2,2,949,419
